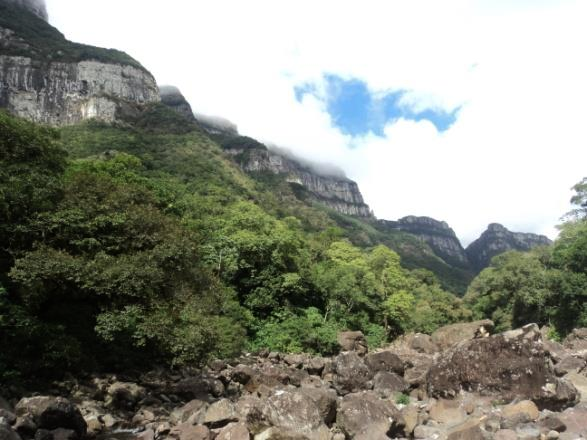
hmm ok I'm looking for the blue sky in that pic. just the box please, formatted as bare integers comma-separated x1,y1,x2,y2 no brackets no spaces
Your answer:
295,75,459,137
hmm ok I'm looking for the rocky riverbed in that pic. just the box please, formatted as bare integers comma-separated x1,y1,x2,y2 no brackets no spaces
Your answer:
1,322,587,440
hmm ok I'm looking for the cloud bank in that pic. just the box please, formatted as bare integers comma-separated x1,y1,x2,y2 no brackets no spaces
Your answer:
47,0,587,244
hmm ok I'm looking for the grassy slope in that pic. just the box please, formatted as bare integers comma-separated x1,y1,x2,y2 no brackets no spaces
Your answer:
0,1,147,71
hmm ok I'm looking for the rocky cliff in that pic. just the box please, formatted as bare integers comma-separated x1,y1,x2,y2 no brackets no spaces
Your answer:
380,216,471,270
466,223,553,272
0,0,160,125
223,136,372,217
159,85,195,122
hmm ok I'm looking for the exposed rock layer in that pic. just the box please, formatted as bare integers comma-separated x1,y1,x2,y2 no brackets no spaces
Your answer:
0,55,160,125
224,139,372,217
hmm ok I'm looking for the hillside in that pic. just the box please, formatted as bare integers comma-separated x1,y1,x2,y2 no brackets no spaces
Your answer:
1,2,586,391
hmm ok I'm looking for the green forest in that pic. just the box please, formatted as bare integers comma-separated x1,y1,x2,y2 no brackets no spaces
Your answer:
1,107,586,385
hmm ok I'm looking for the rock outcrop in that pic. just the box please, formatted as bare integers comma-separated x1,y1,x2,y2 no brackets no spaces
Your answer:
223,136,372,217
159,86,195,122
0,2,160,125
466,223,553,272
380,216,471,269
0,56,160,125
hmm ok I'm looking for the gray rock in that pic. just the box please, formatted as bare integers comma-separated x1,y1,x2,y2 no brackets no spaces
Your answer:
372,371,409,398
261,390,330,440
0,57,159,126
431,319,494,351
337,331,368,355
337,391,403,439
333,351,373,395
365,350,404,375
15,397,86,438
427,324,579,410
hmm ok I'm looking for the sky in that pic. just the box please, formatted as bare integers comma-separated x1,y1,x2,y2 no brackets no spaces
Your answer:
46,0,587,245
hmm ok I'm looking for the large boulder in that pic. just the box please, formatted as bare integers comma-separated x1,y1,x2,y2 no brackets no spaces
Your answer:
564,328,587,353
332,352,373,395
261,390,330,440
427,324,579,410
372,372,409,398
15,397,86,439
431,319,494,351
336,391,404,439
364,351,404,375
337,331,368,356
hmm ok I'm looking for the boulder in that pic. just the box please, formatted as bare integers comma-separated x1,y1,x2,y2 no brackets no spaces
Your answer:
364,351,404,375
501,400,540,428
15,397,86,439
336,391,403,439
173,377,225,399
563,328,587,352
372,372,409,398
431,319,494,351
332,352,373,395
565,372,587,403
304,357,326,376
427,324,579,410
558,404,587,437
298,388,337,425
429,399,467,426
169,423,211,440
403,353,433,387
337,331,368,356
106,382,146,409
555,355,586,376
216,422,250,440
261,390,330,440
202,399,237,428
170,399,208,424
446,417,485,440
391,333,437,354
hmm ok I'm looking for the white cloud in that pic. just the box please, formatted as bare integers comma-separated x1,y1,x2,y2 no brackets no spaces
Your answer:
47,0,587,244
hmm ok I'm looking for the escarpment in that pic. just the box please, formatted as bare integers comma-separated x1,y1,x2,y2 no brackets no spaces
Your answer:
0,0,159,125
222,135,373,218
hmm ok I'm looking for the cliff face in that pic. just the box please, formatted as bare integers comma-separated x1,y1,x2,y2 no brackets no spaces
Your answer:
0,55,160,125
0,3,159,125
466,223,552,272
224,138,372,217
379,216,471,269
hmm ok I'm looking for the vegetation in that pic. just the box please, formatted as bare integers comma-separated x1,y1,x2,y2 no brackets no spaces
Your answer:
465,182,587,335
0,1,147,71
1,99,585,386
0,110,473,384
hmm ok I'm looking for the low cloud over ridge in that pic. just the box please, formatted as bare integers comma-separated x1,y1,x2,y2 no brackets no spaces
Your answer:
47,0,587,244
